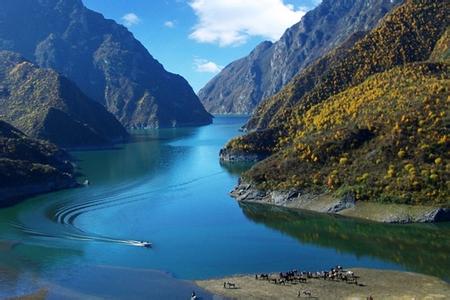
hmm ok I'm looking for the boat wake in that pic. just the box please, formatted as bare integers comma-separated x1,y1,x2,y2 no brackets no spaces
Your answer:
52,171,224,228
11,171,224,248
10,221,152,248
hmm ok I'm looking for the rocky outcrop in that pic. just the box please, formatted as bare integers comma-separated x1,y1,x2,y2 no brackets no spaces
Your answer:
219,148,268,163
231,182,450,223
411,208,450,223
231,182,356,213
199,0,402,114
0,0,212,128
0,120,78,207
0,51,128,148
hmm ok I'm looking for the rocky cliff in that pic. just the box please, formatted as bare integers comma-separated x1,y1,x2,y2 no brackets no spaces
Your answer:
199,0,402,114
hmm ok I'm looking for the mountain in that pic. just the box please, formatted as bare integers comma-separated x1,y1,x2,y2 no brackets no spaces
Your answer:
0,120,77,206
245,31,367,131
0,51,128,148
240,0,448,134
246,62,449,206
198,0,402,114
224,0,449,206
0,0,212,128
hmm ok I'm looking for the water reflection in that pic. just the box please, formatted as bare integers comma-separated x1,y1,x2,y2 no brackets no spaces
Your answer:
240,203,450,280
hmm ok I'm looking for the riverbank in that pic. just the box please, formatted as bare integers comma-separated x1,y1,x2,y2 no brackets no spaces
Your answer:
196,268,450,299
231,182,450,223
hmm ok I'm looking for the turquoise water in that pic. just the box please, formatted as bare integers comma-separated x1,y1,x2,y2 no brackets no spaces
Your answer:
0,116,449,298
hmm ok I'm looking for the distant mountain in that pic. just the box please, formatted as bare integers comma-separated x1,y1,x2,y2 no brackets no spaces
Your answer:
245,31,367,131
0,51,128,148
0,120,77,206
224,0,449,206
199,0,402,114
0,0,212,128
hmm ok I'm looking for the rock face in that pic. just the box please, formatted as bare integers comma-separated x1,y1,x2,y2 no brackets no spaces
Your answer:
199,0,402,114
231,182,450,223
0,0,212,128
231,182,356,214
0,51,128,148
0,120,77,206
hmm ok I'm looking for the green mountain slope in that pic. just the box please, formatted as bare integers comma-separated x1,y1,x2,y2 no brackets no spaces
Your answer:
0,51,128,148
0,120,77,206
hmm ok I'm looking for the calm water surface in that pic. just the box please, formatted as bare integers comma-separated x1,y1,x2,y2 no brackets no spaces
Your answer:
0,116,449,298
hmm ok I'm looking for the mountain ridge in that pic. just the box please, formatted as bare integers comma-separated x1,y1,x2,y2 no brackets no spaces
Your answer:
243,0,448,133
0,0,212,128
199,0,402,115
224,0,449,207
0,51,129,148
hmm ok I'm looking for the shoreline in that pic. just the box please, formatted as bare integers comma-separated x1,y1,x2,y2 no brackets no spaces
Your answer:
231,182,450,223
196,268,450,299
3,264,217,300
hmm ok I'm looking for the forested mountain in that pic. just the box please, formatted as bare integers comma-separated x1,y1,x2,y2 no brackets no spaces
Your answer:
0,51,128,148
0,0,212,128
245,0,448,131
224,0,449,206
199,0,402,114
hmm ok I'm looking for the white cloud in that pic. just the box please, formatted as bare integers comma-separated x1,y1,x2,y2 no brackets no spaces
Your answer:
164,20,175,28
189,0,307,47
194,59,224,73
121,13,141,27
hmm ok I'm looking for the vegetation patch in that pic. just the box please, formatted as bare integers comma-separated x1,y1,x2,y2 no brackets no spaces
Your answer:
244,63,449,206
229,0,450,207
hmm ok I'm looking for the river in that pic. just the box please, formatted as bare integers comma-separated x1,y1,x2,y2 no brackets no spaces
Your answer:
0,116,449,298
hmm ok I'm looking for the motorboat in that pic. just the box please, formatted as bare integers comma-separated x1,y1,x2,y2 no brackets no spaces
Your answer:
142,242,152,248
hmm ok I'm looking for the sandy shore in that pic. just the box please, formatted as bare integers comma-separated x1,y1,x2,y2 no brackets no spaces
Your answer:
196,268,450,299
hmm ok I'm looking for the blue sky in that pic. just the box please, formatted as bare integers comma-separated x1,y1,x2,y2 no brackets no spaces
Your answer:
83,0,321,92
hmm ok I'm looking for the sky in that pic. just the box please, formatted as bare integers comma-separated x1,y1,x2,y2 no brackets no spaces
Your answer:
83,0,321,92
